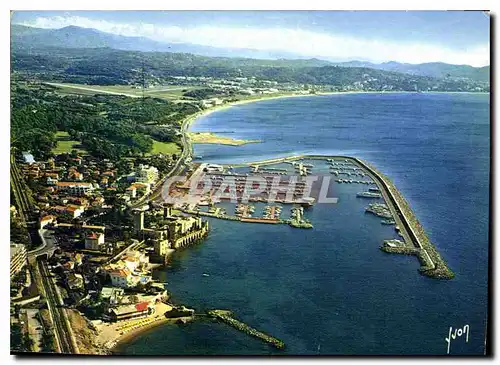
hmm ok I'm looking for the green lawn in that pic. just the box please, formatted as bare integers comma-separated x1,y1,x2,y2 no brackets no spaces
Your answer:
150,140,181,155
52,131,87,155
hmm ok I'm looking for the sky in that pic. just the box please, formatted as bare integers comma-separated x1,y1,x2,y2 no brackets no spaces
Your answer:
11,11,490,66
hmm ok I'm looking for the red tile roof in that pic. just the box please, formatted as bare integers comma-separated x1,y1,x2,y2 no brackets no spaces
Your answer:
135,302,149,312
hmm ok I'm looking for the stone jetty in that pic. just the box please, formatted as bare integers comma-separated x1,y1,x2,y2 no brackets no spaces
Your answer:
207,310,285,350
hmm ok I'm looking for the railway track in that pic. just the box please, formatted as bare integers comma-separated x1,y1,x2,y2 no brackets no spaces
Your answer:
10,154,36,223
37,259,77,354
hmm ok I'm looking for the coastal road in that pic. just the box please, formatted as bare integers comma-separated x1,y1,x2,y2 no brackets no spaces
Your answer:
129,104,201,208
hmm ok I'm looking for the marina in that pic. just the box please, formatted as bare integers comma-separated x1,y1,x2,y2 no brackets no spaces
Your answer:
166,154,454,279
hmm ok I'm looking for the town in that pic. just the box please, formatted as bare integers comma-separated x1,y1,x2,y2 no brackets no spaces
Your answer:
10,142,211,353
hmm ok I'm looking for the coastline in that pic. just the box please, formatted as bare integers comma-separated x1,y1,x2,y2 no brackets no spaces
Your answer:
187,132,261,146
116,91,465,353
95,300,195,353
181,91,389,149
108,315,194,354
182,90,489,142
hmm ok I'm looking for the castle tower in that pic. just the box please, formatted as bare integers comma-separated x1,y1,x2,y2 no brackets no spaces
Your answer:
167,220,180,242
132,205,148,232
133,211,144,232
154,239,171,256
163,203,173,219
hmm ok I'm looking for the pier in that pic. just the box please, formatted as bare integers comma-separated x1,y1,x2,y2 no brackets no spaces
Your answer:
207,310,285,350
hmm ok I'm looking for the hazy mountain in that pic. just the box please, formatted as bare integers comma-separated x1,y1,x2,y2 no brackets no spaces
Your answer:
11,24,489,82
11,24,331,66
334,60,489,83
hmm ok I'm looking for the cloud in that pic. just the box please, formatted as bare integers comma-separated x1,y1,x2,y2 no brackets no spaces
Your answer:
18,15,490,67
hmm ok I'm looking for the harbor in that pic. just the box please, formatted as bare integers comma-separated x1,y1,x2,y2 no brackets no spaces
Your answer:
162,154,454,279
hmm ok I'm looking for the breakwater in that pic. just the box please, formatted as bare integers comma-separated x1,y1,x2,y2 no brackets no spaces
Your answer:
207,310,285,350
351,157,454,279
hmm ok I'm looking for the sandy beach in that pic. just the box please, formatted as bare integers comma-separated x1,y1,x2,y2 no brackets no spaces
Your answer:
94,301,195,352
187,132,261,146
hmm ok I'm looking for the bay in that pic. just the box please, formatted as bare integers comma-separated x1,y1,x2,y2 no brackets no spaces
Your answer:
118,92,489,355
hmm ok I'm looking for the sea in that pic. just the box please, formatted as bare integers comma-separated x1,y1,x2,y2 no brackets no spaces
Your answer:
116,92,490,355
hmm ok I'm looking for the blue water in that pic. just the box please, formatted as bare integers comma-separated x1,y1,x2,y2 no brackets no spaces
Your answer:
119,93,490,355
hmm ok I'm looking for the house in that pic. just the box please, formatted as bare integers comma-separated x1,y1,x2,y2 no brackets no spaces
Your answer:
56,182,93,196
126,183,151,199
126,185,137,199
100,287,125,305
100,177,109,188
91,196,105,207
66,204,85,218
105,302,153,322
67,273,84,290
134,183,150,194
123,251,149,270
104,257,151,289
39,215,57,229
108,268,136,288
132,165,159,184
52,204,85,219
62,261,75,271
22,152,35,164
67,197,89,207
85,232,105,251
68,168,83,181
46,175,59,186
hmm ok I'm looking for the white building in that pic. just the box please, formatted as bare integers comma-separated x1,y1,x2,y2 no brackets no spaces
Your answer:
10,243,27,278
107,267,151,288
133,165,159,185
85,232,105,250
56,182,94,196
108,268,136,288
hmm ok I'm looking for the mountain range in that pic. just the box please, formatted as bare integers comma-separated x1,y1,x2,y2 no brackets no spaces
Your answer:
11,24,489,83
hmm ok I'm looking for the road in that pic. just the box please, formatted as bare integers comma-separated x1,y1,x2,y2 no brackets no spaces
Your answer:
28,229,57,259
129,104,200,208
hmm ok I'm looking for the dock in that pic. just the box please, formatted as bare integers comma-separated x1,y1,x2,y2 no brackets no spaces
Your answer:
207,310,285,350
